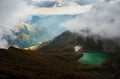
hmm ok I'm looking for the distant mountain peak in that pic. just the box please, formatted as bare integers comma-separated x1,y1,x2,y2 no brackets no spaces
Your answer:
16,21,36,34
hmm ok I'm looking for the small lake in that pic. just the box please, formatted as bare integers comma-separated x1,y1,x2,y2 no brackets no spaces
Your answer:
78,51,112,66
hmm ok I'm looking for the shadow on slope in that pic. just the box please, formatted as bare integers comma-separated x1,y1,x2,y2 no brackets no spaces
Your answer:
0,47,119,79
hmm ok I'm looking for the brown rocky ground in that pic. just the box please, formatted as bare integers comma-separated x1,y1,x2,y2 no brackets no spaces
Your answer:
0,47,120,79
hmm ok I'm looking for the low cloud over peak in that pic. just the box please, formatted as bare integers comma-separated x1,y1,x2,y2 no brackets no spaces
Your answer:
63,0,120,38
0,0,30,48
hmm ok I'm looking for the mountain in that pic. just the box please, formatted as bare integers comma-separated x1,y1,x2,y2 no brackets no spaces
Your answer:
13,22,38,48
38,31,120,53
9,15,75,48
10,22,55,48
0,30,120,79
0,47,120,79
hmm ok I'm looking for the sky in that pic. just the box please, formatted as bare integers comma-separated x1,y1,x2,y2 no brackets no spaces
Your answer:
0,0,120,48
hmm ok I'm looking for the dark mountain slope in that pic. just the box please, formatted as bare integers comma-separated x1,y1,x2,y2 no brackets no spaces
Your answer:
0,47,119,79
0,31,120,79
39,31,81,52
39,31,120,53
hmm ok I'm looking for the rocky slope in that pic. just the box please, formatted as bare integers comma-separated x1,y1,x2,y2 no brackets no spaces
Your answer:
0,47,120,79
38,31,120,53
0,31,120,79
8,22,56,48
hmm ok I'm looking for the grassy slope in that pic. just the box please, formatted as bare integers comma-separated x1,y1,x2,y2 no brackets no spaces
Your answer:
0,47,119,79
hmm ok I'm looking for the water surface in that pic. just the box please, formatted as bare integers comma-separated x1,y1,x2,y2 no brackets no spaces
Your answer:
78,51,112,66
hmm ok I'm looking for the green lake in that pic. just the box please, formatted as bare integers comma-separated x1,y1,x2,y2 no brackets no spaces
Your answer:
78,52,112,66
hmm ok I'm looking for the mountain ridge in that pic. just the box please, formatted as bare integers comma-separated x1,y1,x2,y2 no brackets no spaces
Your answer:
38,30,120,54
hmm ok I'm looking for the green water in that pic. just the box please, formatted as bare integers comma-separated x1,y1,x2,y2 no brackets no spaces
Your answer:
78,52,111,66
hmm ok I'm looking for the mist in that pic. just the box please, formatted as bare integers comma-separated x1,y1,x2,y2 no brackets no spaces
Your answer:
63,0,120,39
0,0,30,48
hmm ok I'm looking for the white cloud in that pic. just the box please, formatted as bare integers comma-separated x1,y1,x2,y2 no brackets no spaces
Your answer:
0,0,30,48
29,0,93,15
0,0,30,26
30,3,93,15
32,0,49,2
63,0,120,38
29,0,95,15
